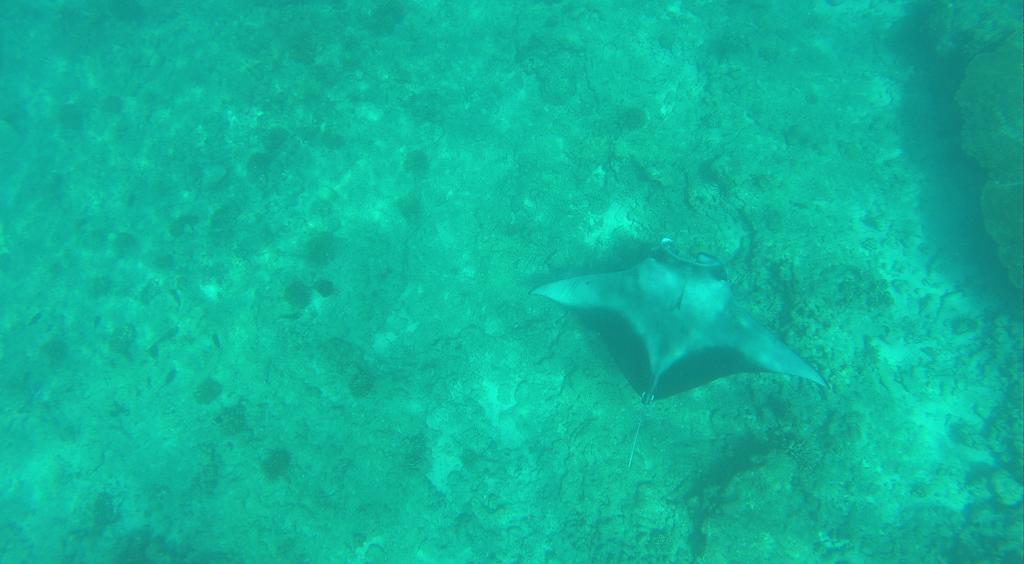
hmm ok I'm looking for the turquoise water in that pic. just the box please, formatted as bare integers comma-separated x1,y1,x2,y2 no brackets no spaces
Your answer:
1,1,1021,562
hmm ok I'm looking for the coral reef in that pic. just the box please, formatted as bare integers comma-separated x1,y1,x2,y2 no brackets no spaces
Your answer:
957,32,1024,288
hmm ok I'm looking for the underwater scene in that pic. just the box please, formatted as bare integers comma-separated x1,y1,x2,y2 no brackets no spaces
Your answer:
0,1,1021,562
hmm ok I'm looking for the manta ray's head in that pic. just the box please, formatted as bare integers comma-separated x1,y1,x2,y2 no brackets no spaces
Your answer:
653,238,727,281
641,240,732,320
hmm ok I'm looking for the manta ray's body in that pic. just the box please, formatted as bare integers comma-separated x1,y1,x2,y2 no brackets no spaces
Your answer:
533,239,825,402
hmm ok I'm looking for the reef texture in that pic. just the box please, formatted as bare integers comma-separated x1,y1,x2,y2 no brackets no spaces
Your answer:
957,31,1024,288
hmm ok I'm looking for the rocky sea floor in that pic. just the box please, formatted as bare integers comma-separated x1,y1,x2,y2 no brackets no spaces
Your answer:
0,1,1020,561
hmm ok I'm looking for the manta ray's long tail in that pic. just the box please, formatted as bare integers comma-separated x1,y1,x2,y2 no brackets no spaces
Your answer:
628,409,645,468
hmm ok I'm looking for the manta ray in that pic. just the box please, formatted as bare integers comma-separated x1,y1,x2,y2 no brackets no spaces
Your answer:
533,239,826,404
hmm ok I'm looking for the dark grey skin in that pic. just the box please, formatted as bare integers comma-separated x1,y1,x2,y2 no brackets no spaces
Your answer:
533,239,826,403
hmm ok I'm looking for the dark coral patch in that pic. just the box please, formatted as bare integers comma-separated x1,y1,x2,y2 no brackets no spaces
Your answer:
261,448,291,480
194,377,223,405
313,279,335,297
616,106,647,131
403,149,430,176
304,231,338,267
284,280,312,310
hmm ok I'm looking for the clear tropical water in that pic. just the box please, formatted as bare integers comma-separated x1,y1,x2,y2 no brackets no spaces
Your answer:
0,1,1021,562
